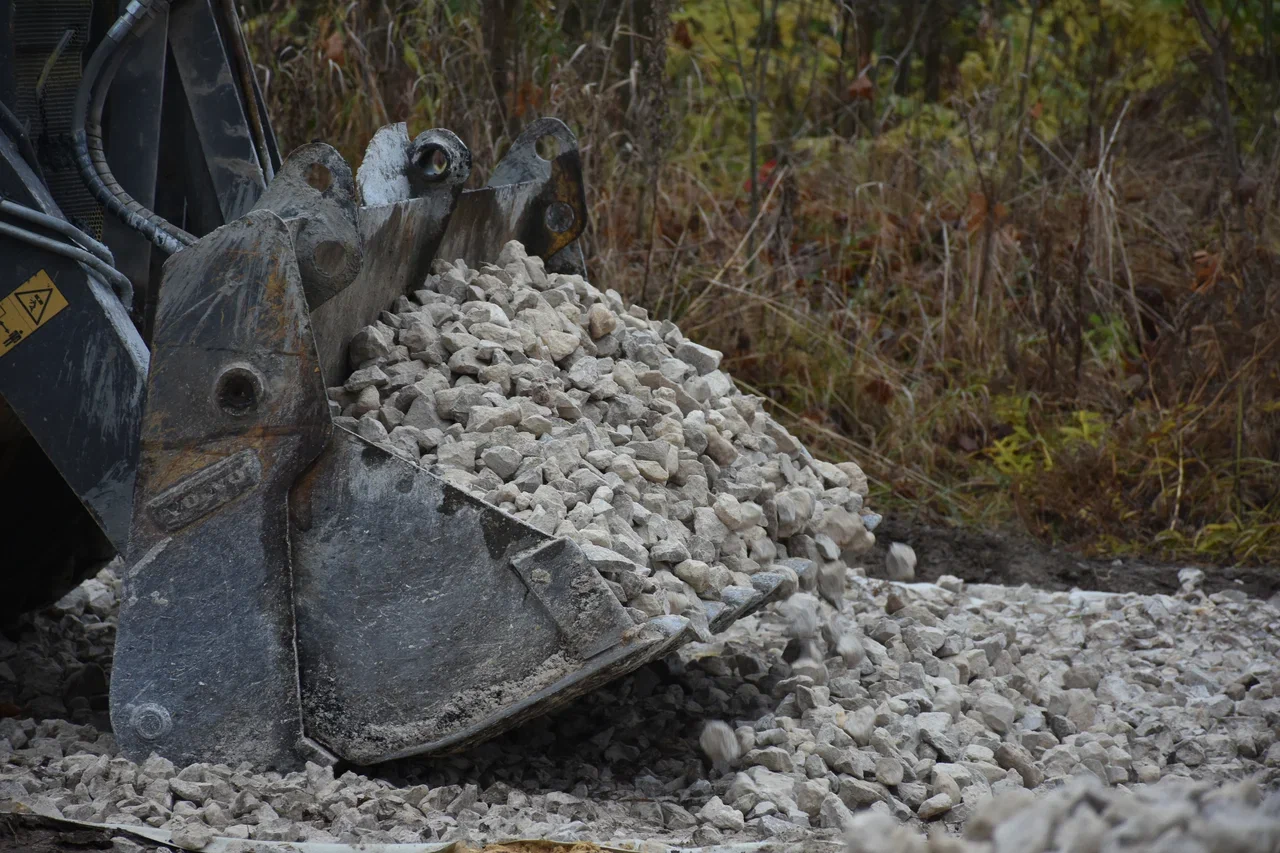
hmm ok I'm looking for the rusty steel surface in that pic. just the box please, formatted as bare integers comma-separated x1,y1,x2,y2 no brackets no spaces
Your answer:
253,143,363,311
435,118,588,269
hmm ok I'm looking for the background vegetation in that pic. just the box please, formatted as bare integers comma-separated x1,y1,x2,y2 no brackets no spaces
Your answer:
240,0,1280,566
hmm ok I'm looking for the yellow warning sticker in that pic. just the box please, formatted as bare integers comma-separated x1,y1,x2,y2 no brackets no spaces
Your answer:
0,270,69,357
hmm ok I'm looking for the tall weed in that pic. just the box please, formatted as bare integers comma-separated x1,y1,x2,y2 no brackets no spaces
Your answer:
240,0,1280,565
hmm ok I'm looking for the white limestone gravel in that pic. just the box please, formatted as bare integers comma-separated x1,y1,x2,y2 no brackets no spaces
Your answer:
326,240,878,632
3,557,1278,850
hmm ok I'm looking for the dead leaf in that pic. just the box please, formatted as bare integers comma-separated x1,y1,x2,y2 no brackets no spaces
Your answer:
965,192,1007,231
863,377,895,405
322,30,345,65
513,81,543,118
847,72,874,102
672,19,694,49
1191,250,1220,294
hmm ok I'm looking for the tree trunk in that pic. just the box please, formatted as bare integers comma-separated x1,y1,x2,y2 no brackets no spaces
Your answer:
1186,0,1241,186
483,0,523,138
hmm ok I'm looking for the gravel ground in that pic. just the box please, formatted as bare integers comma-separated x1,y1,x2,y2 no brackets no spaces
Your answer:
3,244,1279,851
2,561,1278,851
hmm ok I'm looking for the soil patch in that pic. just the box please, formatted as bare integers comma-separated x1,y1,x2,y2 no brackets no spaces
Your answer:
0,815,159,853
869,516,1280,600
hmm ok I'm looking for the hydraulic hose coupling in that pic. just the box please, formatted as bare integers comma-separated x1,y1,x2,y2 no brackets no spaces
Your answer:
113,0,173,42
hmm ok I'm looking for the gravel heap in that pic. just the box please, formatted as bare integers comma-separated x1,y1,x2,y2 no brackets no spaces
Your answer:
3,560,1278,850
325,240,877,628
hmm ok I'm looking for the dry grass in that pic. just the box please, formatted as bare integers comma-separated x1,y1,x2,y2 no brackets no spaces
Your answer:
240,0,1280,566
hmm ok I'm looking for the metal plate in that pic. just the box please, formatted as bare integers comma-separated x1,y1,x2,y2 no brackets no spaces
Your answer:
308,194,456,386
111,209,331,770
0,129,148,554
306,127,469,385
167,0,268,224
435,118,588,269
290,429,689,764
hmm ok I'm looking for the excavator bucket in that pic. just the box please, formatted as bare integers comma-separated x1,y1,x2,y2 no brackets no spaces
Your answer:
109,124,788,769
0,0,791,771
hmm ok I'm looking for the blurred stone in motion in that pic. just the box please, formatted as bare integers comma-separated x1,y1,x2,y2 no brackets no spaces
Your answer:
885,542,917,582
700,720,740,772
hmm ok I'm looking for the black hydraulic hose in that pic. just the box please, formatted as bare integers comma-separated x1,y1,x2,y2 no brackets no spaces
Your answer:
72,0,196,257
0,219,134,307
0,198,117,267
0,102,44,181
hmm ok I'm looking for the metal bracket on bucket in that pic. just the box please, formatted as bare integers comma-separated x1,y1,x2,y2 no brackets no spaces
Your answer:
111,210,335,769
293,119,590,387
437,118,589,276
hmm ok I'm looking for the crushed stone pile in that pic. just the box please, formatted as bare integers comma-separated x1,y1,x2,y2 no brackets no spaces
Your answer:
3,560,1278,850
325,240,877,630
